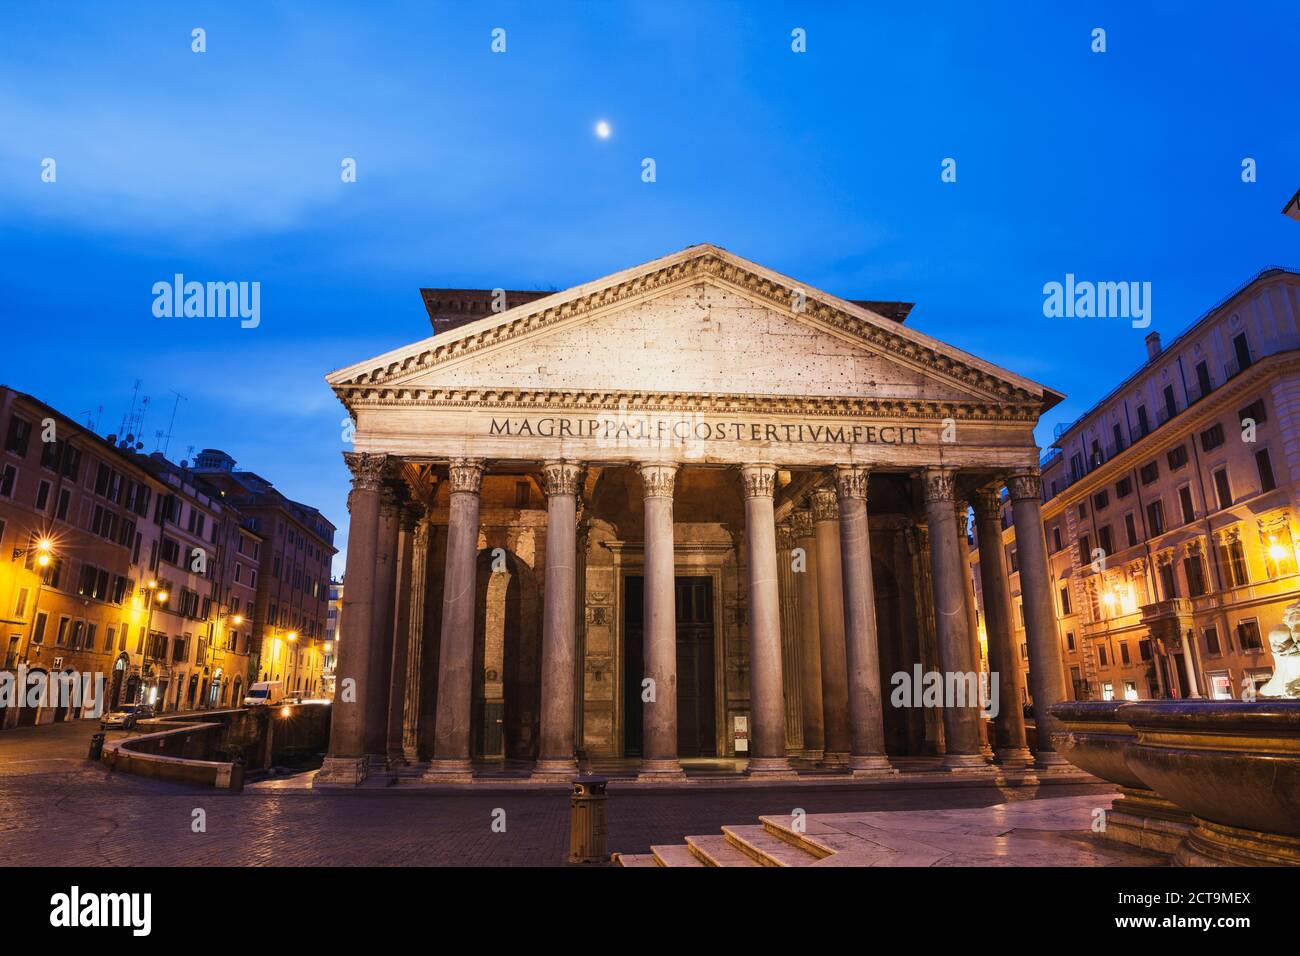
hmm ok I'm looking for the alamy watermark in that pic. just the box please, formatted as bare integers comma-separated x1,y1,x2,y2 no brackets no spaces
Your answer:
152,274,260,328
1043,274,1151,328
0,666,106,717
890,665,999,718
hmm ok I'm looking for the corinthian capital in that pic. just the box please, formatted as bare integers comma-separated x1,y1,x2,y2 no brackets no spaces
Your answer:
1006,469,1042,502
739,464,777,499
971,485,1004,521
638,462,677,499
400,501,425,532
789,509,815,539
379,480,406,515
834,465,870,502
811,488,838,523
922,468,955,504
343,452,388,492
447,458,485,495
541,460,584,498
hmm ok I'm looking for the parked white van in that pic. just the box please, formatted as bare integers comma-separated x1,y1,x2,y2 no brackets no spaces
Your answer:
243,681,284,707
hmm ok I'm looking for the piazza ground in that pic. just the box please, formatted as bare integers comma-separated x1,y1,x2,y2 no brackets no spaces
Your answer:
3,719,1133,867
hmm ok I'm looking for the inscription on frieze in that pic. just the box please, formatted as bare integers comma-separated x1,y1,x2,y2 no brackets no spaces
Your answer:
488,415,922,446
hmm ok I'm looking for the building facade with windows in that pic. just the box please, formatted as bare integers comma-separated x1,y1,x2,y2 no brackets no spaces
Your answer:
970,267,1300,706
323,578,342,698
191,450,337,700
1,386,329,726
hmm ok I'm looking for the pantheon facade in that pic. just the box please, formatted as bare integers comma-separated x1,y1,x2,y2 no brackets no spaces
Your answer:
316,244,1070,785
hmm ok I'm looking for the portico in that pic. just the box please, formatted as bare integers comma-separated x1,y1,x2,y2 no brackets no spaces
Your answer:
316,244,1067,785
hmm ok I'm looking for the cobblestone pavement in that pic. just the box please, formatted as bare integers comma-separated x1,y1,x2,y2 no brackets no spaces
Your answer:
0,720,1121,866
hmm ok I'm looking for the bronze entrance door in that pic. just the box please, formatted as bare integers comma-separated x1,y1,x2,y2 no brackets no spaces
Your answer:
622,575,716,757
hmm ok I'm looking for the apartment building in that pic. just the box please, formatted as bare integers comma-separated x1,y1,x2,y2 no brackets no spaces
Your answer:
971,267,1300,705
0,386,332,726
191,450,336,699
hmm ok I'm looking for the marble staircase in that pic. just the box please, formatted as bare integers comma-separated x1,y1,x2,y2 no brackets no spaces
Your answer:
615,814,829,867
613,794,1170,867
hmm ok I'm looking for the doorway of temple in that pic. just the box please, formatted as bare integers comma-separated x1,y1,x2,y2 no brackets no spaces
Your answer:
622,574,716,757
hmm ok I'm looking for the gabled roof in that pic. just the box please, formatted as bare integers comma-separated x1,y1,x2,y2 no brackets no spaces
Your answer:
327,243,1063,417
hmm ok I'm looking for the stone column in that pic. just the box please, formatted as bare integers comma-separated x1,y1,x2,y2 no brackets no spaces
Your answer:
638,462,684,781
533,460,583,780
954,503,993,758
740,464,794,776
401,514,431,763
775,519,804,754
811,488,851,767
922,468,987,770
1008,469,1070,768
424,458,485,782
972,486,1032,765
834,465,895,776
1181,632,1202,698
317,452,386,786
364,481,402,760
790,509,824,759
386,503,419,766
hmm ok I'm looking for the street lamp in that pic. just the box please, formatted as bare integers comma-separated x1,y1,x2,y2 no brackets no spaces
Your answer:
205,605,250,708
12,537,56,666
141,580,168,707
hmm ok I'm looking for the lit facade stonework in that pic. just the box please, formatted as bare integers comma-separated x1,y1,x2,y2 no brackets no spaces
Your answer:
970,268,1300,707
316,244,1072,785
0,388,263,724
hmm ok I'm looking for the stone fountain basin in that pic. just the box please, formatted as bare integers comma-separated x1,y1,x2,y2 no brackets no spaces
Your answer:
1118,700,1300,838
1049,700,1148,789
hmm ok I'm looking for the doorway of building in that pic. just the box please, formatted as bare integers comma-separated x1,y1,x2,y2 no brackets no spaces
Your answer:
622,575,716,758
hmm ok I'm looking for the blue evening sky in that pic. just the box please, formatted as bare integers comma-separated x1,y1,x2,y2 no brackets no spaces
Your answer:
1,1,1296,576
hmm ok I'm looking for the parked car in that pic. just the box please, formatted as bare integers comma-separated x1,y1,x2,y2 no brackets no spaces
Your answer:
100,704,155,730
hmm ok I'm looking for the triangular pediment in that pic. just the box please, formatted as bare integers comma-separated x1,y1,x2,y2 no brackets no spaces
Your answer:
327,244,1061,419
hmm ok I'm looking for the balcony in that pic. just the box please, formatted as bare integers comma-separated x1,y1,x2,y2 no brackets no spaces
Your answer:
1139,598,1195,649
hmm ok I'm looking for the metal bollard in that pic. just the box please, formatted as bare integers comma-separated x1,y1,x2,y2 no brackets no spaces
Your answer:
88,732,106,761
568,774,609,864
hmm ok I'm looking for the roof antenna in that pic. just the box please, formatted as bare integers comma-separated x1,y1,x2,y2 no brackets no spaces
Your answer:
161,389,187,457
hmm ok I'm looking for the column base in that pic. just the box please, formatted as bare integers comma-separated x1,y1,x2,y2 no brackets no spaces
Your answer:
636,758,687,782
746,756,797,778
530,758,578,782
1032,750,1073,772
422,758,475,784
387,752,409,769
849,755,899,777
995,747,1035,767
819,751,850,769
1103,787,1193,856
942,753,993,772
801,748,825,762
314,755,369,787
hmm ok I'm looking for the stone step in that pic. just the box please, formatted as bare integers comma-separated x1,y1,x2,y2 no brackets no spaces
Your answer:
759,816,837,859
614,853,661,867
651,844,706,867
722,824,821,866
685,833,762,867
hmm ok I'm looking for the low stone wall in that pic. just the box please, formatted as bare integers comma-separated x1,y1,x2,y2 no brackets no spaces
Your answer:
102,704,331,790
102,720,235,787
